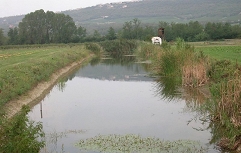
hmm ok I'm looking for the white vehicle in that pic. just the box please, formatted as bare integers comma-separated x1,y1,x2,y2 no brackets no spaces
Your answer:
151,37,162,45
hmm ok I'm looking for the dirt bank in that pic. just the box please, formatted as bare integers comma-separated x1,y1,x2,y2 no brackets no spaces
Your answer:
4,56,92,118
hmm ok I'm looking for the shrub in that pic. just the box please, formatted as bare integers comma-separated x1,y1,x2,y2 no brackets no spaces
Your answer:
0,106,45,153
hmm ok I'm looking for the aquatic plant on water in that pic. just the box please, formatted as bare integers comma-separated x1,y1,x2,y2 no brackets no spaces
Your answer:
76,134,207,153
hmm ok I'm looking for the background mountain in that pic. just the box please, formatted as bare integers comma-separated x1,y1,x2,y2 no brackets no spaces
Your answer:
1,0,241,35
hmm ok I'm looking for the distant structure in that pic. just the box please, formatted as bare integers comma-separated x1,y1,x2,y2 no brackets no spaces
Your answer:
158,27,165,40
151,27,164,45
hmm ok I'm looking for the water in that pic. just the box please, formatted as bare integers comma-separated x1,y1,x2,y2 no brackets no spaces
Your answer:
28,57,219,153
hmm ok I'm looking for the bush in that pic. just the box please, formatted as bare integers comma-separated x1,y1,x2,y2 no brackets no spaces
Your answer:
0,106,45,153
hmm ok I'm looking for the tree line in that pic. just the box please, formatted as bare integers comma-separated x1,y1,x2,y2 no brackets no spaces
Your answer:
0,10,241,45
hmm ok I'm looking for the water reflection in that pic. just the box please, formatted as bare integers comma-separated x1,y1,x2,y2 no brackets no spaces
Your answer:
28,54,219,153
153,76,209,108
72,55,153,82
153,76,182,101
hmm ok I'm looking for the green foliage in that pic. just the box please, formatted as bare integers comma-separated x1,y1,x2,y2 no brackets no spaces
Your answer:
18,9,77,44
208,60,235,83
84,42,102,55
0,28,7,46
121,18,143,40
204,22,240,40
72,26,87,43
106,27,117,40
159,51,182,76
8,27,19,45
136,42,160,59
0,105,45,153
99,39,138,54
161,40,171,51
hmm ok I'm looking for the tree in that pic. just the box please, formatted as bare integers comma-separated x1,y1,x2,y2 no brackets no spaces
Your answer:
8,27,19,45
18,9,47,44
186,21,203,41
121,18,143,40
0,29,6,45
122,21,133,39
132,18,143,39
51,14,77,43
92,30,102,42
106,27,116,40
18,9,77,44
142,25,156,41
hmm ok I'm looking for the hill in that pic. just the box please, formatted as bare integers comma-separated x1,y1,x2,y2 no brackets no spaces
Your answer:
0,0,241,34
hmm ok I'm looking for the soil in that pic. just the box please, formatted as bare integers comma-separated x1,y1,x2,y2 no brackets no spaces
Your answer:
4,56,92,118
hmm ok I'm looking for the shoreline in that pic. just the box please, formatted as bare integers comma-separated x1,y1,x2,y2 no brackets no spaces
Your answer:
4,55,92,118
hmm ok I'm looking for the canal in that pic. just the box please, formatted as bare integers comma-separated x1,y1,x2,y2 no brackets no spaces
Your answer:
28,56,218,152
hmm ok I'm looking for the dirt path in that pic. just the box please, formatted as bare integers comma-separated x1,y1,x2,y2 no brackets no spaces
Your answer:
4,56,92,118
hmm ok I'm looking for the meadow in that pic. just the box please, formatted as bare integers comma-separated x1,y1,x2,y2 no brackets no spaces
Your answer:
192,39,241,63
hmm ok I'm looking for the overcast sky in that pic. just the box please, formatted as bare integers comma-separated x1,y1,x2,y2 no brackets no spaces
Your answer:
0,0,133,18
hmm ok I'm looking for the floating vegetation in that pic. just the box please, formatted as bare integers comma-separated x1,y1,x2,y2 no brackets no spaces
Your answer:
76,134,207,153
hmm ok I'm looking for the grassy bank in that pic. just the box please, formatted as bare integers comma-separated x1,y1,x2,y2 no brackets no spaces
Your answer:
0,43,101,152
136,38,241,151
0,44,94,110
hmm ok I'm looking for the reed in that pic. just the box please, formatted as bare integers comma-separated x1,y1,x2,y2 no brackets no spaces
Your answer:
182,61,208,87
214,71,241,125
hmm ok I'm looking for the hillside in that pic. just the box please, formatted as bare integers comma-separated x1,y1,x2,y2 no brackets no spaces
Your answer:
0,0,241,34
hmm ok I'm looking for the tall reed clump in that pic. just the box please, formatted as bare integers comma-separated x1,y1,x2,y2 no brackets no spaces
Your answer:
182,51,209,87
207,68,241,150
136,42,162,60
158,38,197,78
0,105,45,153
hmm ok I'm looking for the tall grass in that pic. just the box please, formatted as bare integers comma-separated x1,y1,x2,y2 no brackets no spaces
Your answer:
206,69,241,150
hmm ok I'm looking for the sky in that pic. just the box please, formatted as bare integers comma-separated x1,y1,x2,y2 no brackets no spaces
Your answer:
0,0,134,18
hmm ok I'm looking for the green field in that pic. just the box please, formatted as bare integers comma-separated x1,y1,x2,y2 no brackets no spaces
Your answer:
0,44,92,109
191,39,241,63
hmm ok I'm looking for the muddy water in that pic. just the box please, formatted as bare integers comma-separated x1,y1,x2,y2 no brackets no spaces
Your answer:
28,57,219,153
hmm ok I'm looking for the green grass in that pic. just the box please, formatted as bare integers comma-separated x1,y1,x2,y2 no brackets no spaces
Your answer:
195,46,241,63
191,39,241,64
0,45,92,109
